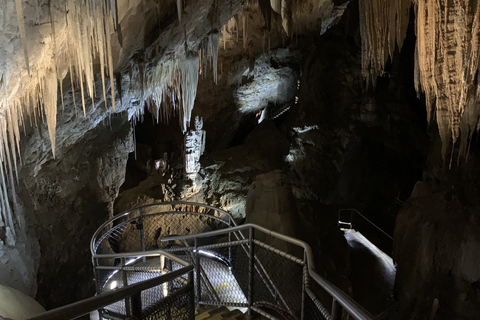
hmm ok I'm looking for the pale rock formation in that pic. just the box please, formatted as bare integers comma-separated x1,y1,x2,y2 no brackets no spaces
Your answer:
359,0,480,161
0,284,45,320
184,116,206,182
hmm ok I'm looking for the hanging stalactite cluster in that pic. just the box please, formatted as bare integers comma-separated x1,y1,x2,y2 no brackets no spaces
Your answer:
359,0,480,163
359,0,411,87
0,0,119,242
0,0,229,240
414,0,480,162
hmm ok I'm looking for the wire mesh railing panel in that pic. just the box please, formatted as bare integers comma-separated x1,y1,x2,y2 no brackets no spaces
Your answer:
91,202,233,258
142,283,194,319
142,212,227,250
230,243,251,304
197,240,248,306
93,254,193,319
251,243,304,318
90,204,375,320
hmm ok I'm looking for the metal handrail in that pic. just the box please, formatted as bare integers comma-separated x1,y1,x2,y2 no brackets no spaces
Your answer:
90,203,374,320
28,265,193,320
338,208,393,241
92,248,191,266
162,223,374,320
90,201,236,255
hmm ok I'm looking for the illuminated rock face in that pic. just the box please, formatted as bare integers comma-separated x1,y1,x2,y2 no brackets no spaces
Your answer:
359,0,480,161
0,284,45,319
184,116,206,182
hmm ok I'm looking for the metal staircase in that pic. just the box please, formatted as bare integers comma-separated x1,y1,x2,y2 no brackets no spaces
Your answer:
29,202,375,320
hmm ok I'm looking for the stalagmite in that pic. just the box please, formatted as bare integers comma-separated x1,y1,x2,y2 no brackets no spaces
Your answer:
184,116,206,182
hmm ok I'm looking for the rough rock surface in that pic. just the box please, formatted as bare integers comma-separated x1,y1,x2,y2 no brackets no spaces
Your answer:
21,112,133,308
393,131,480,319
0,183,40,297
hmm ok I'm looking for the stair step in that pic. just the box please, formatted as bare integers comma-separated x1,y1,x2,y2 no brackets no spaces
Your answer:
223,309,245,320
195,306,232,320
195,305,218,315
221,309,243,319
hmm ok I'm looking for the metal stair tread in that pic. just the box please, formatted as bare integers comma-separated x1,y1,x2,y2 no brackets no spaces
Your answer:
195,306,231,320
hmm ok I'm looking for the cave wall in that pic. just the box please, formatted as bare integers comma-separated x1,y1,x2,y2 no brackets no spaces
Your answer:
21,113,133,308
393,127,480,319
0,182,40,298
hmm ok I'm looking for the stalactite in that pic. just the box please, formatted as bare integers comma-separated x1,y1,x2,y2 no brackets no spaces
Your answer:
242,14,247,49
358,0,410,87
359,0,480,160
14,0,30,75
43,69,58,159
2,0,7,28
413,0,480,160
270,0,281,14
177,0,183,22
179,53,200,132
208,31,220,84
220,16,238,49
281,0,292,36
143,51,201,133
0,0,122,236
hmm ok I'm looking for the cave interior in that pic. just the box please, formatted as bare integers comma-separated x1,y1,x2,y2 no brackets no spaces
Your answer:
0,0,480,319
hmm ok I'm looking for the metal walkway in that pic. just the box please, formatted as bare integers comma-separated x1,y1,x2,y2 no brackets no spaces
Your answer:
29,202,376,320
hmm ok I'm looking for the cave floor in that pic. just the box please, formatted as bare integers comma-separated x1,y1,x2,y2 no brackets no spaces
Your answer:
344,230,396,316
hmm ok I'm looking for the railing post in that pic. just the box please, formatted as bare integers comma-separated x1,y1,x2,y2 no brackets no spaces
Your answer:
228,219,232,265
248,227,255,319
301,251,307,320
121,257,131,316
131,292,142,318
331,299,343,320
194,238,201,306
92,258,100,294
160,255,168,297
188,270,195,320
350,209,354,230
138,208,146,263
92,258,102,318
